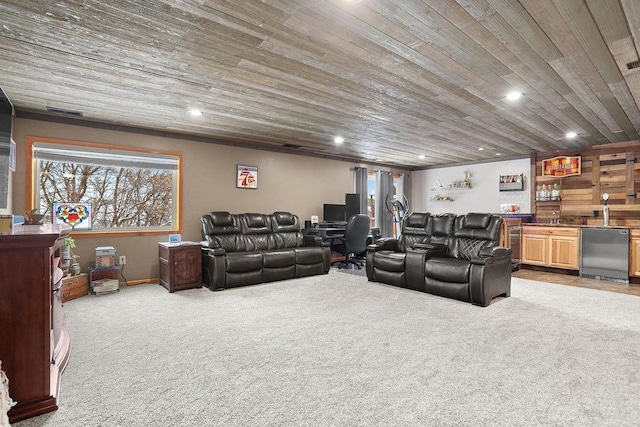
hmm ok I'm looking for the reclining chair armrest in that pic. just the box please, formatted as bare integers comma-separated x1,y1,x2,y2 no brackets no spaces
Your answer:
366,238,398,252
201,240,221,249
471,246,510,265
412,242,448,255
202,247,226,256
201,247,227,290
303,235,326,247
469,247,513,306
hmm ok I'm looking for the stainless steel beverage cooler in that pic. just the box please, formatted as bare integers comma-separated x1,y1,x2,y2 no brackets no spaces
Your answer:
580,227,629,283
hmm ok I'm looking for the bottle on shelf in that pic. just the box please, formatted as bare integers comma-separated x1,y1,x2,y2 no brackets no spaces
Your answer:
551,183,560,201
535,184,541,201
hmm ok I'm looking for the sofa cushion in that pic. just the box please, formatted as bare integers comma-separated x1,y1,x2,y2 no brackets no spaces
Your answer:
271,211,299,232
201,212,246,252
271,212,304,248
243,234,273,251
294,247,325,264
225,251,263,273
424,257,470,283
211,234,245,252
242,213,272,232
372,251,406,272
451,238,492,260
396,213,430,251
203,211,237,232
372,269,405,287
241,214,275,250
454,214,500,241
264,266,295,282
263,250,296,268
450,214,501,258
424,277,470,302
429,214,455,239
226,270,263,288
263,236,297,282
463,213,491,229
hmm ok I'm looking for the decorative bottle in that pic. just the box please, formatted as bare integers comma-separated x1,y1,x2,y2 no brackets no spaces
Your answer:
551,183,560,201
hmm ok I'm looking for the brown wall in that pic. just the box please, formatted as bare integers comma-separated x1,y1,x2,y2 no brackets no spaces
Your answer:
12,118,407,281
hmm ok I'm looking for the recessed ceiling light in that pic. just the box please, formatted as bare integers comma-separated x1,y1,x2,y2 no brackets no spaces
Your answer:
334,136,345,144
566,132,577,139
478,147,484,151
419,155,426,160
187,109,203,116
496,152,502,156
506,91,523,101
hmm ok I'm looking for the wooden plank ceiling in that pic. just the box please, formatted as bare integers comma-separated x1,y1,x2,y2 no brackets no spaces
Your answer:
1,0,640,169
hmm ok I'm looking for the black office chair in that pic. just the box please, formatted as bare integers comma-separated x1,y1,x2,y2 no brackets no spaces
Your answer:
331,214,370,269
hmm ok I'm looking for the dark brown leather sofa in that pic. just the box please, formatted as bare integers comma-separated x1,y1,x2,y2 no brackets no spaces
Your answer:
201,211,331,290
366,212,511,307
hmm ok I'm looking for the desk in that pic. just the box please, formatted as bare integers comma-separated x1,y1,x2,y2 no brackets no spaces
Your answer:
305,227,345,240
304,226,381,245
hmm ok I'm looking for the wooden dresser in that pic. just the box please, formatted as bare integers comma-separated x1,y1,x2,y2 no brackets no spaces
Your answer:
158,242,202,292
0,224,71,423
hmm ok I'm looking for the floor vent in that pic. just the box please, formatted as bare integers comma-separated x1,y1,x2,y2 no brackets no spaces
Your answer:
46,106,84,116
282,143,301,149
627,59,640,70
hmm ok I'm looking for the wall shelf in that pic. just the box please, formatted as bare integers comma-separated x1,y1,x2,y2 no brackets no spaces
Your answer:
430,195,454,201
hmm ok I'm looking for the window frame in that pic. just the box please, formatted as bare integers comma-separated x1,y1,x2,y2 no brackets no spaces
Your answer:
26,136,183,238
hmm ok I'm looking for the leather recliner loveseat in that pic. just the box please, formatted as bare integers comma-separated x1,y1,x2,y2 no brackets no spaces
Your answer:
200,211,331,290
366,212,511,307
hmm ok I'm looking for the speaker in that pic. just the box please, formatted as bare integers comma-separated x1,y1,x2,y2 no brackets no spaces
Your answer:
304,220,312,229
345,193,361,220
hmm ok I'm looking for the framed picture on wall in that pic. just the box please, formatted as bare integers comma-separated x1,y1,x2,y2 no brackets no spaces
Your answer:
499,174,524,191
237,165,258,189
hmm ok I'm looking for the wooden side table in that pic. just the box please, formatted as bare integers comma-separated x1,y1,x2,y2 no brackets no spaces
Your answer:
158,242,203,292
88,265,121,295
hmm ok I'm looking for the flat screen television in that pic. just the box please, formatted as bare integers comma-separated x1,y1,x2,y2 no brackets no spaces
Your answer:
323,203,346,223
499,174,524,192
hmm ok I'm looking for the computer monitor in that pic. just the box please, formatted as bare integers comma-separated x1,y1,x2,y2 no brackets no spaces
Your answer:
345,193,360,220
323,204,346,223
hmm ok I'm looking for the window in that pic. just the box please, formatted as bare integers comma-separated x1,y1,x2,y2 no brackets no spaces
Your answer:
367,172,376,227
27,137,182,235
367,170,405,235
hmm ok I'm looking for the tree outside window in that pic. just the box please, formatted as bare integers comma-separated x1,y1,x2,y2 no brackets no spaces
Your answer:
28,137,181,233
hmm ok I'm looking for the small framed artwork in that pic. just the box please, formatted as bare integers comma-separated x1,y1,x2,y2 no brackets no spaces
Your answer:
499,174,524,192
53,202,92,230
237,165,258,189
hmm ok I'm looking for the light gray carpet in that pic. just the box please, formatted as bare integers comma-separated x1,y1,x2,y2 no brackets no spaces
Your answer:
15,270,640,426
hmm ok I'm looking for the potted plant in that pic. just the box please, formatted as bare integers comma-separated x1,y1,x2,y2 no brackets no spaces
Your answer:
61,236,76,275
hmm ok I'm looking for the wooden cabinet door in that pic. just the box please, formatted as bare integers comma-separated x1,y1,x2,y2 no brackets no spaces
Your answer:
521,234,547,265
630,235,640,277
548,235,579,269
172,246,201,286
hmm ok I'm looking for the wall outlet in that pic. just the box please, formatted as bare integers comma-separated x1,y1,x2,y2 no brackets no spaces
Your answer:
119,255,126,265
